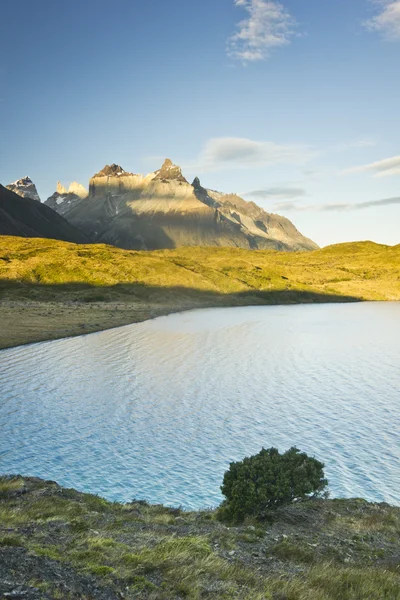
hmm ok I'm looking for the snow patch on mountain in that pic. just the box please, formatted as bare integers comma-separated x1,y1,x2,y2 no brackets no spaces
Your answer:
6,176,41,202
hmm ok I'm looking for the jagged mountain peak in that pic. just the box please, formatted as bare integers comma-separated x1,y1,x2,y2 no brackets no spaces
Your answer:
93,164,132,178
51,181,87,199
67,181,88,198
57,182,68,195
6,176,41,202
14,176,33,185
45,181,88,216
154,159,188,183
192,176,202,189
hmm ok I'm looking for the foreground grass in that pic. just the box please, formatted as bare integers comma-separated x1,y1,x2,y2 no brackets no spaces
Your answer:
0,236,399,348
0,477,399,599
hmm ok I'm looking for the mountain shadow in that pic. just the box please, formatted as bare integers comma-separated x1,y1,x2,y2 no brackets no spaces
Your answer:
0,185,88,243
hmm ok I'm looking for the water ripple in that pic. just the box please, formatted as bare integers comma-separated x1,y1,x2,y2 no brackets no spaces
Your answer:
0,302,399,509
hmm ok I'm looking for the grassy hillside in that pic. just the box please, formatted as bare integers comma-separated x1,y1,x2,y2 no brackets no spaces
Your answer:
0,236,399,348
1,476,399,599
1,236,399,300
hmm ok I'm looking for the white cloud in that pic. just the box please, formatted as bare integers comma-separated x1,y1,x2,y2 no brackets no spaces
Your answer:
245,187,306,200
364,1,400,40
273,196,400,212
342,155,400,177
227,0,297,62
199,137,313,170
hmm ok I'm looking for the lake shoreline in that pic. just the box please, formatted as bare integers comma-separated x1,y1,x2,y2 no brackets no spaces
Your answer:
1,236,399,350
0,294,362,350
1,475,399,599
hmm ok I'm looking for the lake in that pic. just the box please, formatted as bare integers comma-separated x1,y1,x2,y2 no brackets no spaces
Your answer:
0,303,399,509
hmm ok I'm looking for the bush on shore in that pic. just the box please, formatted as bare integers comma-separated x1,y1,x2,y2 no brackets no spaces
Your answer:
218,446,328,522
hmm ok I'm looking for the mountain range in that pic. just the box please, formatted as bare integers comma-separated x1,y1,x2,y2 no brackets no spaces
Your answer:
3,160,318,251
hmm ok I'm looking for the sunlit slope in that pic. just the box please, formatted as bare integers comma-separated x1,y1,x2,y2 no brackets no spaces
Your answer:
0,237,399,301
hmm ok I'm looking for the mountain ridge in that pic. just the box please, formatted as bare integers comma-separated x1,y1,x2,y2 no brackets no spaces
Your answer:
41,159,318,252
0,185,88,243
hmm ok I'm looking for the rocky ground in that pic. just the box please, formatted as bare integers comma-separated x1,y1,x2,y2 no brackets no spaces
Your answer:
0,476,399,599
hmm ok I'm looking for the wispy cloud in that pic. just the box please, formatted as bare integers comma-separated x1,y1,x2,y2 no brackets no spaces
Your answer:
273,196,400,212
364,1,400,40
227,0,297,62
245,187,306,200
350,196,400,209
190,136,377,174
342,155,400,177
198,137,314,171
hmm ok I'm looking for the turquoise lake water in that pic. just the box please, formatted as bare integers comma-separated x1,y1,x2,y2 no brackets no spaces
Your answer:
0,303,399,508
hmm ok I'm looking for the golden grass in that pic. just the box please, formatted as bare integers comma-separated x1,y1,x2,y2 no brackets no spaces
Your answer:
0,236,399,300
0,236,399,348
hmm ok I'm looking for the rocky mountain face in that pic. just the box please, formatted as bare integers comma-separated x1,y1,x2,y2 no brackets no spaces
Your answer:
44,160,318,252
154,158,188,183
0,185,88,243
6,176,41,202
45,181,88,217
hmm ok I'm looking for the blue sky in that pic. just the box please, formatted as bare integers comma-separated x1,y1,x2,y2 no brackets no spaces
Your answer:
1,0,399,246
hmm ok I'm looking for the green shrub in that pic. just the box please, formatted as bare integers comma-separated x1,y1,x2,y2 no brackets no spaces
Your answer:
219,447,328,522
0,535,23,547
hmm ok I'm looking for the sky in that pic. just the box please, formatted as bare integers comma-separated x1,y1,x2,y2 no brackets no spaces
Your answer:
0,0,399,247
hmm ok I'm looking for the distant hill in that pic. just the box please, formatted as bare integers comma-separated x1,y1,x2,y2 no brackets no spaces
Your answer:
0,185,88,243
43,160,318,252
